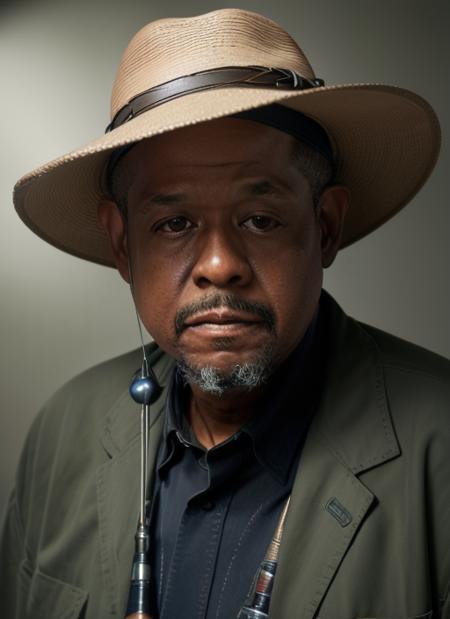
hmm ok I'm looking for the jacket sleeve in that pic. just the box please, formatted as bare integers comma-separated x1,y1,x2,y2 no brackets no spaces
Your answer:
0,489,27,617
0,400,46,618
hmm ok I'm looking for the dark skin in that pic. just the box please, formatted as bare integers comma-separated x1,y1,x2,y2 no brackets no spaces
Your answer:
98,118,349,448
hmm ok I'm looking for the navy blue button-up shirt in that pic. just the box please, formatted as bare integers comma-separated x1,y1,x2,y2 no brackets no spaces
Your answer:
150,311,322,619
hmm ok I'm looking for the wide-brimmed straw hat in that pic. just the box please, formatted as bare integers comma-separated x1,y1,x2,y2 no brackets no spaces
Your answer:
13,8,440,267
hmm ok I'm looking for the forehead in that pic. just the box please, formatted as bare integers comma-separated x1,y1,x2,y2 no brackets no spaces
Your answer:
121,117,298,185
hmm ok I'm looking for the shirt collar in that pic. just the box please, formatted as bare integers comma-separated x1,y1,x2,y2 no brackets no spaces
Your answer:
160,298,324,485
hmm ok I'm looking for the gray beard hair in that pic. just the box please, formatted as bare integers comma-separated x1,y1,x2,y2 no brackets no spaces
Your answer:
177,357,273,397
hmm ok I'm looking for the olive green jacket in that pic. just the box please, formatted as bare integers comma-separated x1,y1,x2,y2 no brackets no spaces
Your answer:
1,294,449,619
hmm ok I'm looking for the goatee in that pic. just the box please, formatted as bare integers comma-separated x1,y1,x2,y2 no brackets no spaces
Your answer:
177,344,275,397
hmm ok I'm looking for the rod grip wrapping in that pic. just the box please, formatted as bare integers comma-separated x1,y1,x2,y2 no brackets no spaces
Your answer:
125,548,155,618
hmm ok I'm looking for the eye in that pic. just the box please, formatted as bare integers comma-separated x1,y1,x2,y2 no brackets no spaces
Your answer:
157,216,194,234
242,215,280,232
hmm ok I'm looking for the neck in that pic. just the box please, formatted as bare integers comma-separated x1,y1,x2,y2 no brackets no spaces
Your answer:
187,384,265,449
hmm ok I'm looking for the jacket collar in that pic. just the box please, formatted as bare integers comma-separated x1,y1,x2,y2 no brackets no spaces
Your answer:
314,291,400,474
99,346,174,458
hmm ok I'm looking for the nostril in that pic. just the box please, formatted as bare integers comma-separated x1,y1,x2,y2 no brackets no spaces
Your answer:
195,275,215,289
228,274,243,285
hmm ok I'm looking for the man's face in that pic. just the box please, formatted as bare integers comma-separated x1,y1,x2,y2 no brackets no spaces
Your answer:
101,118,346,388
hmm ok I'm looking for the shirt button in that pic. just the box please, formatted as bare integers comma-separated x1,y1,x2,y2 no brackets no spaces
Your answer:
201,500,215,511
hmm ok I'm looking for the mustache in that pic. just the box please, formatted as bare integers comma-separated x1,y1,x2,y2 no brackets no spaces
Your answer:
174,293,276,336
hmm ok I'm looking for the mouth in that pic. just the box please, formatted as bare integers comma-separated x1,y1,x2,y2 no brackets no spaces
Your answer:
185,310,263,327
174,293,276,340
183,310,266,335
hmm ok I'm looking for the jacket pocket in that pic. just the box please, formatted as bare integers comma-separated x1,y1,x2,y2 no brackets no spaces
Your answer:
17,558,88,619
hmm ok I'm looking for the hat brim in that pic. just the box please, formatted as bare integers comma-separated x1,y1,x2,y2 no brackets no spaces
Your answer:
13,83,440,267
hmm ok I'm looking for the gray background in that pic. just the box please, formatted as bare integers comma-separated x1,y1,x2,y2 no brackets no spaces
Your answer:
0,0,448,524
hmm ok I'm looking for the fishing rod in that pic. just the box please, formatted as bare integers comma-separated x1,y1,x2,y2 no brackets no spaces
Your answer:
237,497,291,618
125,357,161,619
125,267,162,619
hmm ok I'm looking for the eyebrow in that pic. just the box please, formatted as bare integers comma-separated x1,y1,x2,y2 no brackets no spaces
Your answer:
140,178,283,208
146,192,188,205
246,180,278,196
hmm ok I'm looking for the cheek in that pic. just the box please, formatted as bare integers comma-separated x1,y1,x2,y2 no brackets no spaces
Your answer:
131,249,187,346
257,239,322,341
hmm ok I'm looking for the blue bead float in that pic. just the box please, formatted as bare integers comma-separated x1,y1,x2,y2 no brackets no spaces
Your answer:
129,373,161,405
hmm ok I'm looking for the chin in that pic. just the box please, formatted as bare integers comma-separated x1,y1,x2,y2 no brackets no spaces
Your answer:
177,359,272,397
176,342,276,396
182,340,275,370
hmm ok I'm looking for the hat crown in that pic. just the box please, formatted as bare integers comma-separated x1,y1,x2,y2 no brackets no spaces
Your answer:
110,8,315,118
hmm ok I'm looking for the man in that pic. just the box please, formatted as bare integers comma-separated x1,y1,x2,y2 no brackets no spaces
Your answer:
1,7,449,619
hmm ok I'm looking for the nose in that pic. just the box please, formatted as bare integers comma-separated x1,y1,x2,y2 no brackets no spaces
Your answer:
191,228,253,289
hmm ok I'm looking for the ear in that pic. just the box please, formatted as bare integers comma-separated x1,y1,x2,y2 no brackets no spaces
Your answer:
97,200,130,283
316,185,350,268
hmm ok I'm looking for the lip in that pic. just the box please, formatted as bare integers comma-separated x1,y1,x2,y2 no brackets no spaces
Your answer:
184,310,264,328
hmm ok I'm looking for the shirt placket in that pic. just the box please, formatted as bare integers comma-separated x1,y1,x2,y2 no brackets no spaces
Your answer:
159,446,235,619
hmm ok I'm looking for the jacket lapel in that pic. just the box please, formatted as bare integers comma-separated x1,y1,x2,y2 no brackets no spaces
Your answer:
270,294,401,618
96,351,175,616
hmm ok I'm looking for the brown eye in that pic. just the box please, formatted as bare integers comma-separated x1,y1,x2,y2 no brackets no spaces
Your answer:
160,217,193,233
243,215,279,231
